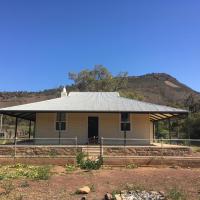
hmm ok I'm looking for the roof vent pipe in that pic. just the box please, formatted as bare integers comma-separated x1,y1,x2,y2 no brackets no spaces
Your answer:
61,87,68,97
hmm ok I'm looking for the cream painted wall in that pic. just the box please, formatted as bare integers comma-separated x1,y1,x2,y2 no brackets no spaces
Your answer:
35,113,153,144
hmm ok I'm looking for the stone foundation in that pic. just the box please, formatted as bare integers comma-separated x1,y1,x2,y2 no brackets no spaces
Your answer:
0,146,81,157
103,146,192,157
0,145,192,157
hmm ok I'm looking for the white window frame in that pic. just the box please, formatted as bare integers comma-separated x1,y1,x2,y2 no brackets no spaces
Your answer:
119,112,132,132
55,112,68,132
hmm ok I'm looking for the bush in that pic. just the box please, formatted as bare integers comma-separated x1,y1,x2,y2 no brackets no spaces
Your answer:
28,166,50,180
0,164,51,180
65,164,76,172
167,188,186,200
80,158,103,170
76,152,86,165
76,152,103,170
2,181,14,194
20,180,29,188
126,164,138,169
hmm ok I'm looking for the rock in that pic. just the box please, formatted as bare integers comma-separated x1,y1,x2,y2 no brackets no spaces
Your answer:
150,190,159,195
114,194,122,200
0,187,6,195
104,193,112,200
159,190,165,196
170,165,179,169
77,186,91,194
81,196,87,200
119,190,166,200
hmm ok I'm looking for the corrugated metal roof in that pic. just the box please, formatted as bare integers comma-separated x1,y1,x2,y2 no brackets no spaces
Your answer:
0,92,188,113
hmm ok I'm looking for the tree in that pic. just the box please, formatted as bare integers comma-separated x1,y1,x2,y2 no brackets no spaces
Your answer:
68,65,128,92
184,94,200,113
182,113,200,139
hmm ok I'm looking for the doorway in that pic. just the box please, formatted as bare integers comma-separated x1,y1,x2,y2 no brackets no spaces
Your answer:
88,117,99,144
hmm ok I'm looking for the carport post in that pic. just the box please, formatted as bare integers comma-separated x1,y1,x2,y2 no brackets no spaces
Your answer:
152,121,155,142
33,121,36,144
168,118,171,144
14,117,18,144
29,120,31,139
0,114,3,131
187,114,191,146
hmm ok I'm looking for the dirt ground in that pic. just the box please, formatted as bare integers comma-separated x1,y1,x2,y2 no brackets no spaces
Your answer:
0,166,199,200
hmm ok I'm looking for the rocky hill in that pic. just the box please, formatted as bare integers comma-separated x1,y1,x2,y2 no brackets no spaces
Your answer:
0,73,199,109
126,73,200,107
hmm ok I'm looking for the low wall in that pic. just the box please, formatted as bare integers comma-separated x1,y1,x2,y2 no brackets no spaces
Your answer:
0,145,192,157
103,146,192,157
0,146,81,157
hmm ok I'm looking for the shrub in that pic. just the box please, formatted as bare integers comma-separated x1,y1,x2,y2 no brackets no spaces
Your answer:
2,181,14,194
28,166,50,180
76,152,103,170
126,164,138,169
20,181,29,188
0,164,51,180
80,158,103,170
65,164,76,172
123,183,145,191
76,152,86,165
167,188,186,200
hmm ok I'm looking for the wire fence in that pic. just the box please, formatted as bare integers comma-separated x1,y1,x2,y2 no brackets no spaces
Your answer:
0,137,78,158
100,137,200,158
100,137,200,147
0,137,199,158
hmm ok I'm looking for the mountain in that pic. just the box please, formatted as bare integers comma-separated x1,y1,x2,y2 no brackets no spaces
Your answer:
0,73,199,109
126,73,200,107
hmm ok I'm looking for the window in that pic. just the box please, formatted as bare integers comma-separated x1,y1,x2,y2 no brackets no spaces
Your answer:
120,112,131,131
56,112,66,131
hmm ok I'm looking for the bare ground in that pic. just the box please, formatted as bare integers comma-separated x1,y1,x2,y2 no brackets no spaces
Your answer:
0,166,199,200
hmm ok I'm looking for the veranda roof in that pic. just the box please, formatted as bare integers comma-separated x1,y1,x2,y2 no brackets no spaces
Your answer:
0,92,188,121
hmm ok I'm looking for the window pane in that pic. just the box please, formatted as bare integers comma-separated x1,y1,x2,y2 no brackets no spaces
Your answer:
121,123,130,131
56,112,66,121
60,122,66,130
121,112,130,122
125,123,130,131
60,113,66,121
56,122,60,130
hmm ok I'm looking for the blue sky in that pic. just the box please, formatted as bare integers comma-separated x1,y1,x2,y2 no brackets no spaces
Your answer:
0,0,200,92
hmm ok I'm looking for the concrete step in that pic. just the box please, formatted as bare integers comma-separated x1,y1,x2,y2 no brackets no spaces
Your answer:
82,147,101,150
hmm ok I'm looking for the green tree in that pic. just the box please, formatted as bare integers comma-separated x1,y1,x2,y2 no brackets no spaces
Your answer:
68,65,128,92
182,113,200,139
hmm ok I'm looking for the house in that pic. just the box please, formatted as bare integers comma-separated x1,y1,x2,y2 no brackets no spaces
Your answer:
0,89,188,145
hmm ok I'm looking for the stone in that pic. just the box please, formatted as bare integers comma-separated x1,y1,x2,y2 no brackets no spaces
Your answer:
114,194,122,200
77,186,90,194
104,192,112,200
0,187,6,195
150,190,159,195
81,196,87,200
159,190,165,196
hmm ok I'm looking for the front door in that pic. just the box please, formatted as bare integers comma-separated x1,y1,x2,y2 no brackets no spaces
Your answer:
88,117,99,144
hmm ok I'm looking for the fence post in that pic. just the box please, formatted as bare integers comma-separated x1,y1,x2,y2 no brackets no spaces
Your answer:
14,137,17,158
100,137,104,158
75,137,78,154
161,138,163,157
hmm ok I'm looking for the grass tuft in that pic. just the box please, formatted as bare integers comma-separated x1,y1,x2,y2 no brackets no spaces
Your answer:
167,188,186,200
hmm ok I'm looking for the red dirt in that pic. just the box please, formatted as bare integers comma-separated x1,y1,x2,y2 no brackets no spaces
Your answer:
0,167,199,200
